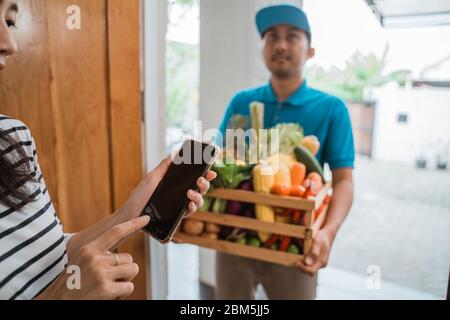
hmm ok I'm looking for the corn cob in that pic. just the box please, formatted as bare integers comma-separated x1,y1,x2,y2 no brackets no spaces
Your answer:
253,164,275,242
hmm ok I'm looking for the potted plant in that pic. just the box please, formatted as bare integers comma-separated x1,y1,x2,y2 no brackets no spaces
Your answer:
436,145,448,170
415,149,427,169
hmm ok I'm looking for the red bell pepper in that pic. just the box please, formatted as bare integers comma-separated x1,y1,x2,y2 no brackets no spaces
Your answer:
263,235,279,248
279,236,291,252
292,210,302,224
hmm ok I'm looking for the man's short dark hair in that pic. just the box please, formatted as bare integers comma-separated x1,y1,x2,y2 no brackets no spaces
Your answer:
305,32,312,47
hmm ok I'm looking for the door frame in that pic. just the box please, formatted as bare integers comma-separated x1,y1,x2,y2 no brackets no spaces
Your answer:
142,0,169,300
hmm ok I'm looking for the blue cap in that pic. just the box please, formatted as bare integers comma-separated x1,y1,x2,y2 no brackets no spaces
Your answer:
256,4,311,38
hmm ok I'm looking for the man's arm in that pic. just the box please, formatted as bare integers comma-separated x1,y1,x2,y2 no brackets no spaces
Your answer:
296,168,354,275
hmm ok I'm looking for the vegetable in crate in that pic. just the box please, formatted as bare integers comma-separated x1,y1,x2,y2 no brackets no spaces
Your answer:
253,164,276,242
220,183,255,241
275,215,291,224
211,162,254,213
202,232,218,240
307,172,323,187
287,244,300,255
268,123,304,155
219,207,255,241
218,226,233,240
263,235,278,248
271,183,290,196
290,162,306,186
226,228,247,242
294,145,325,183
292,210,302,224
302,178,322,197
300,135,320,156
206,223,221,234
273,162,291,187
267,153,297,169
221,207,256,241
183,220,204,236
225,180,253,215
279,236,292,252
295,238,304,250
247,237,262,247
211,162,254,190
199,196,213,212
250,102,264,132
289,185,305,197
249,102,265,161
270,243,279,250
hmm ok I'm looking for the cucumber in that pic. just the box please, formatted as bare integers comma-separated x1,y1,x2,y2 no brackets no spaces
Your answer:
294,145,325,182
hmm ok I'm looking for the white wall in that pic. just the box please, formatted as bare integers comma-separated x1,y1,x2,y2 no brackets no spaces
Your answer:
199,0,303,130
372,85,450,167
198,0,303,289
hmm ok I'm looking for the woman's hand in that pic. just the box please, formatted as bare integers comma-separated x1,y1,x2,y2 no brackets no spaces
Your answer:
36,216,150,300
119,157,216,222
64,156,217,263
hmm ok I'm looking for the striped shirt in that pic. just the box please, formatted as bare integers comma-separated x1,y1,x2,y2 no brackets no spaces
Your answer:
0,115,69,300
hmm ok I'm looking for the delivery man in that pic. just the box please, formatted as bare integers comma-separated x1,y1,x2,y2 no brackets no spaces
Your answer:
215,4,355,300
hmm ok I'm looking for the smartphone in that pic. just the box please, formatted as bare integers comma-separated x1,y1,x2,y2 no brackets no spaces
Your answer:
141,139,219,243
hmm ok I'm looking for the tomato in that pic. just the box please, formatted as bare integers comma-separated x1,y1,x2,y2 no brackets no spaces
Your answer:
307,172,323,184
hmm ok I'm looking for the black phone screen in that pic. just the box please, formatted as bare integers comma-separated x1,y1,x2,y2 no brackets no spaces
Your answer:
142,140,217,242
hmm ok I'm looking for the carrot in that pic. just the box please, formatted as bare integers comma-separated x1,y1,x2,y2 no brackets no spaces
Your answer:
289,185,305,197
279,236,291,252
303,186,313,198
291,163,306,186
271,184,290,196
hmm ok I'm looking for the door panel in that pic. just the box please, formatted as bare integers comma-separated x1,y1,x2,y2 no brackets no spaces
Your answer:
0,0,60,209
46,0,112,231
107,0,146,299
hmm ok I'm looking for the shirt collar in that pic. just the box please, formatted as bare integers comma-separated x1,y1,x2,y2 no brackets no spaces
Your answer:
262,79,309,106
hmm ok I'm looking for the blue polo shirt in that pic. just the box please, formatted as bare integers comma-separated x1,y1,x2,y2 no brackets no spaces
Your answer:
217,80,355,170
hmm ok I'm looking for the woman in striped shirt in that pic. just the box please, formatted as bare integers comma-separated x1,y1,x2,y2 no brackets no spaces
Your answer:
0,0,215,300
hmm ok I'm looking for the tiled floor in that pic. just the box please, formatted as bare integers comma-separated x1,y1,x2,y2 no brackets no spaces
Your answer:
328,156,450,298
168,157,449,299
167,243,441,300
168,243,200,300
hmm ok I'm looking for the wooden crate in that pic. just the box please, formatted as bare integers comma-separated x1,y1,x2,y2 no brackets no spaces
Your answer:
178,182,332,266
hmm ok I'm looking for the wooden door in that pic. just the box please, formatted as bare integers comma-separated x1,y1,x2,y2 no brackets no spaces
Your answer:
348,101,375,158
0,0,146,299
